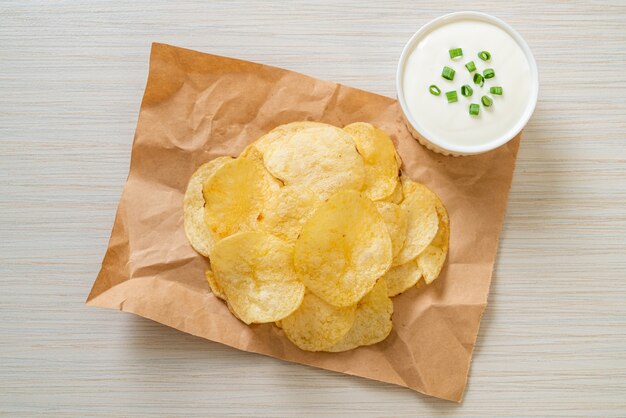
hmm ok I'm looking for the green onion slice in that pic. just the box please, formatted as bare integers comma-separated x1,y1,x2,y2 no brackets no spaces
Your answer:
446,90,458,103
483,68,495,79
465,61,476,72
461,85,473,97
429,85,441,96
481,95,493,107
449,48,463,59
473,73,484,87
490,86,503,95
478,51,491,61
469,103,480,116
441,66,455,80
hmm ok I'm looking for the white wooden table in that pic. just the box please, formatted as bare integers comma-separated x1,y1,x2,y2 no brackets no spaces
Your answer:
1,1,625,416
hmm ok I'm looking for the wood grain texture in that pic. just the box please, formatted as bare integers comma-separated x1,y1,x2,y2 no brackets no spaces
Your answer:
1,0,625,416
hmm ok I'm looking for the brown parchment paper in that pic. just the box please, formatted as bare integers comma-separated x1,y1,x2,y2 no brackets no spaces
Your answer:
86,43,519,402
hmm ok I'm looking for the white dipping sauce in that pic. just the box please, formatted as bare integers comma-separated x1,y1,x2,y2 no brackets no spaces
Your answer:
402,19,532,146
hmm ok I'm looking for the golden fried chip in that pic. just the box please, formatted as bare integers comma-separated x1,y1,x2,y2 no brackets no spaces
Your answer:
205,269,226,300
252,121,330,156
418,198,450,284
374,201,408,259
282,292,356,352
326,278,393,352
401,176,436,198
263,126,365,200
382,180,404,204
210,231,305,324
381,261,422,297
203,157,272,240
183,156,232,256
239,144,283,191
239,141,257,160
295,190,392,307
393,179,439,266
344,122,399,200
394,149,403,168
258,185,321,242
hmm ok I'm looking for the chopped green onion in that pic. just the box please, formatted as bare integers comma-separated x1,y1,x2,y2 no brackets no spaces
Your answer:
469,103,480,116
490,86,503,95
461,85,473,97
465,61,476,72
481,95,493,107
483,68,495,79
441,66,455,80
478,51,491,61
449,48,463,59
429,85,441,96
473,73,484,87
446,90,458,103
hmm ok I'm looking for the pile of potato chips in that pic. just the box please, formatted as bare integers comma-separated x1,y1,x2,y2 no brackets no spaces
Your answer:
184,122,449,352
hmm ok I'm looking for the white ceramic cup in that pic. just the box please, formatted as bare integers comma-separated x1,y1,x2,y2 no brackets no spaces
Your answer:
396,12,539,156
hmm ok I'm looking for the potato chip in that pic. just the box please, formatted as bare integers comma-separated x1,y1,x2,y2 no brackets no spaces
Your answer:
381,261,422,297
205,269,226,300
325,278,393,352
343,122,399,200
253,121,330,155
263,126,365,200
294,190,392,307
210,231,305,324
382,180,404,204
394,149,403,168
239,141,257,160
183,156,232,256
401,176,436,199
392,179,439,266
239,144,283,191
282,292,356,351
203,157,273,240
258,185,321,243
374,201,408,259
418,197,450,284
184,121,450,353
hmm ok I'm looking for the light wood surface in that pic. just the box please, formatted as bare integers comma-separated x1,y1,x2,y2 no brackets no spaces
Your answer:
1,1,625,416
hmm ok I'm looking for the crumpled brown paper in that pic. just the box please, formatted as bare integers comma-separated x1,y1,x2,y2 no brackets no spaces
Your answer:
86,43,519,402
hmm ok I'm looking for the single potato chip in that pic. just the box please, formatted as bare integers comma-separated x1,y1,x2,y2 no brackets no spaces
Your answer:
205,269,226,300
344,122,399,201
203,157,273,240
401,176,437,198
239,141,257,160
282,292,356,352
183,156,233,256
258,185,321,243
393,179,439,266
381,261,422,297
250,121,331,157
418,198,450,284
210,231,305,324
295,190,392,307
394,149,403,168
263,126,365,200
326,278,394,352
382,180,404,204
375,201,408,259
239,144,283,191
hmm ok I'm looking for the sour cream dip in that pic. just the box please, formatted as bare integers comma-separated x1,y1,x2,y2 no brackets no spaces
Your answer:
397,12,538,155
